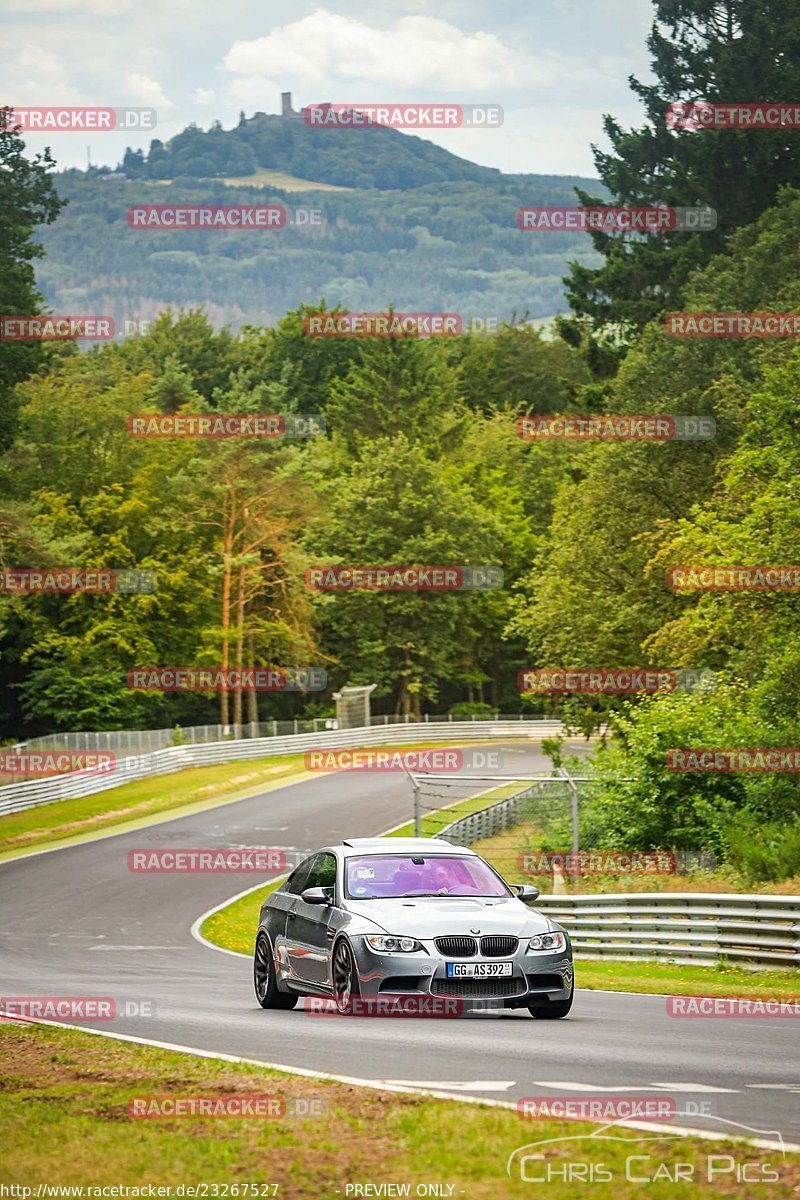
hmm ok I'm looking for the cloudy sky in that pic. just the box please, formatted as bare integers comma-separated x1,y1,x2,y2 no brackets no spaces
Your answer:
3,0,656,176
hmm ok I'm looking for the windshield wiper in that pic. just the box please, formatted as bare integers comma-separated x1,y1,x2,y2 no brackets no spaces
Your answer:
400,891,446,897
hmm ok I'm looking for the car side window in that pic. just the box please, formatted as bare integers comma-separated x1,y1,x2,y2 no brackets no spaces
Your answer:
285,855,315,895
305,852,337,892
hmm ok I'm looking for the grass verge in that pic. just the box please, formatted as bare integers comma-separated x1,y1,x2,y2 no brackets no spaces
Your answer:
1,1021,795,1199
472,821,800,895
0,755,314,860
388,780,528,838
576,958,800,999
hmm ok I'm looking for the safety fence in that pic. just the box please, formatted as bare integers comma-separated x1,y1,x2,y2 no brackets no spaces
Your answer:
0,720,564,817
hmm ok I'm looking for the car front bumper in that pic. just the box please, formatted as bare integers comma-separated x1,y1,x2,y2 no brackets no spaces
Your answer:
350,937,574,1006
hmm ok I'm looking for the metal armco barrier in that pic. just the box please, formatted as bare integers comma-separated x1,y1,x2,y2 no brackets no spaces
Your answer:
534,893,800,967
0,720,565,817
437,789,799,968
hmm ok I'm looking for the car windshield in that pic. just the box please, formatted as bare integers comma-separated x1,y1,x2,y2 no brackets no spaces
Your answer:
344,854,509,899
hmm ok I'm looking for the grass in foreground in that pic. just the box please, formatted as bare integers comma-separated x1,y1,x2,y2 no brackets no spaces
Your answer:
1,1022,796,1199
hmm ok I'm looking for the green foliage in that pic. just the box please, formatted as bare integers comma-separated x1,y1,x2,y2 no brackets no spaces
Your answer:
566,1,800,335
0,110,66,448
36,172,605,329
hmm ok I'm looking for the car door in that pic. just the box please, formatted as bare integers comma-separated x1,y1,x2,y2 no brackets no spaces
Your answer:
285,852,338,987
276,855,315,983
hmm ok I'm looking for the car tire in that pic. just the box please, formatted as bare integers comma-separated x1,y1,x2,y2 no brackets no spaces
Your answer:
527,982,574,1019
332,938,360,1013
254,933,298,1010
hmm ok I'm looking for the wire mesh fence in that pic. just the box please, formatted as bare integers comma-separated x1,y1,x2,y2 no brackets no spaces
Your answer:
410,770,718,895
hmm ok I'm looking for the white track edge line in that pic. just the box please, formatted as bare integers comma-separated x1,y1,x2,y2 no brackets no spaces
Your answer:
2,1013,796,1152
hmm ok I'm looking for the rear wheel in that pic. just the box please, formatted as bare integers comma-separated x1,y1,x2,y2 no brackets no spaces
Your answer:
527,982,573,1020
332,939,359,1013
254,933,298,1010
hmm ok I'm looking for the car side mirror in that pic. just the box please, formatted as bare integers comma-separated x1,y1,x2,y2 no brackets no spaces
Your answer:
301,886,333,905
514,883,540,902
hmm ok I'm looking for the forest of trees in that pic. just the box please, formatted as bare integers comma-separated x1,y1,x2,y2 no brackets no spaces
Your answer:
3,0,800,881
35,172,605,329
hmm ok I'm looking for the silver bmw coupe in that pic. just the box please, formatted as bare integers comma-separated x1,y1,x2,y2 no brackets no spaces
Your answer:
253,837,574,1017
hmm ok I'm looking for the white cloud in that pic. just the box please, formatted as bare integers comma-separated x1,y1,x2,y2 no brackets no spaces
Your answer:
194,87,216,104
223,8,528,91
125,72,173,108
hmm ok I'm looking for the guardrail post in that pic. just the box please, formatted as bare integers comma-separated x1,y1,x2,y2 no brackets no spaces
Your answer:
413,779,422,837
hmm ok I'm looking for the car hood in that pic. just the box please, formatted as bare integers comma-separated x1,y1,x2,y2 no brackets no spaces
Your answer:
343,895,556,938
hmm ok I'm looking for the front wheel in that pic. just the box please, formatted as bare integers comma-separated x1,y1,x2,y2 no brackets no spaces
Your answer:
332,939,360,1013
527,982,573,1020
254,933,298,1010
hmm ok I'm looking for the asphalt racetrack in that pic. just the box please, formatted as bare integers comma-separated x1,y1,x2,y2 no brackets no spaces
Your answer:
0,742,797,1149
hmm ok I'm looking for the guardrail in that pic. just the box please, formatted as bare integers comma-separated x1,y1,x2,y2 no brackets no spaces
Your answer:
0,720,565,817
437,789,799,967
5,712,548,764
535,893,800,967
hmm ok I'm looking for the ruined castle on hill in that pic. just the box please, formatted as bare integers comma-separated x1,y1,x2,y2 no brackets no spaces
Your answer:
250,93,306,123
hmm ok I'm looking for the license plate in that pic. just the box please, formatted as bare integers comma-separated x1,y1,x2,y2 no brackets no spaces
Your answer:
446,961,513,978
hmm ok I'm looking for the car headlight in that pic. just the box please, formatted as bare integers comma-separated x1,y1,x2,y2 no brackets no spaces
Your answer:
365,935,422,953
527,932,567,953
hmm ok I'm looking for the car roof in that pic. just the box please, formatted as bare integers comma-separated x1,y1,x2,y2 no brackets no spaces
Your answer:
334,837,477,856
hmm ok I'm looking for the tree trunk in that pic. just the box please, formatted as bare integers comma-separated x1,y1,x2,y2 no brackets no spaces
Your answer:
219,490,236,726
247,632,258,732
232,557,245,734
